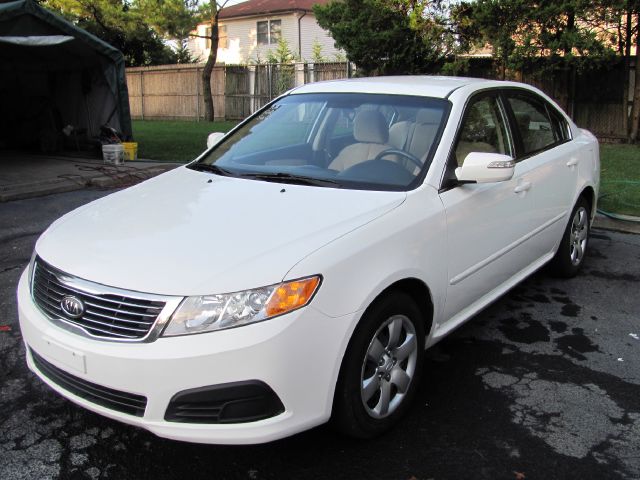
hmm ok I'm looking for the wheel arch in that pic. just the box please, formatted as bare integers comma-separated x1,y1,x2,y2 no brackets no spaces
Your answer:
369,277,435,341
579,185,596,221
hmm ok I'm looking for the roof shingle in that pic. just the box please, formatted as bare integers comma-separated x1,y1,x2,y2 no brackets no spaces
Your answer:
220,0,330,20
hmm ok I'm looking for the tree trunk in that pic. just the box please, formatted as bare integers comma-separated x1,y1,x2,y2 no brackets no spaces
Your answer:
630,13,640,142
622,6,632,139
202,7,219,122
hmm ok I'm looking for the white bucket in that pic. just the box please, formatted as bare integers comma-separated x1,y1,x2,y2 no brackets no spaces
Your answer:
102,144,124,165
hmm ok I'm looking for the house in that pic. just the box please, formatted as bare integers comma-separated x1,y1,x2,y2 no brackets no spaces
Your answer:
187,0,344,64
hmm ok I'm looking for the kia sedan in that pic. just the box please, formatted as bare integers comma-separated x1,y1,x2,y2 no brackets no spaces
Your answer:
18,76,599,444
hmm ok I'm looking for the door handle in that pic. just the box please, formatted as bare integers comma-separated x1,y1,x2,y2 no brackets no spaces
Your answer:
514,181,532,194
566,158,579,167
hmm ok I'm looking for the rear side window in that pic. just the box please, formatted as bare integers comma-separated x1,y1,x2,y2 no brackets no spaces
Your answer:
549,108,571,142
507,95,561,156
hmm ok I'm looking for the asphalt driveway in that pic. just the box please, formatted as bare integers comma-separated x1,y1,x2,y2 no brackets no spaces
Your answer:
1,189,639,480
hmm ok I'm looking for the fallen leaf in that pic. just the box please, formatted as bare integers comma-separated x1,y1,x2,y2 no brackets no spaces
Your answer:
0,325,11,332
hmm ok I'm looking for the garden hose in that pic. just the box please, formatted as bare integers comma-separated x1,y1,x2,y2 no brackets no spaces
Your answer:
597,180,640,223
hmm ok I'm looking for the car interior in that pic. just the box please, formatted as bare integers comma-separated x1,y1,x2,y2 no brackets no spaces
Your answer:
201,95,448,188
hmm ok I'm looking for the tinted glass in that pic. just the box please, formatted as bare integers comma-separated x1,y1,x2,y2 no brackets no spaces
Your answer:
507,95,559,155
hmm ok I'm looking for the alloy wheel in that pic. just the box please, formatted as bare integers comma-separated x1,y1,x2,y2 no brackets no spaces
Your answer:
569,206,588,266
360,315,418,419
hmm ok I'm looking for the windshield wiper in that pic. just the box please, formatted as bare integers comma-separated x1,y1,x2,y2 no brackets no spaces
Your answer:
188,163,233,176
238,172,341,187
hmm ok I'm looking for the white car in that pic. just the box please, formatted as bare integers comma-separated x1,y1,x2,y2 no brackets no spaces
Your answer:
18,76,599,444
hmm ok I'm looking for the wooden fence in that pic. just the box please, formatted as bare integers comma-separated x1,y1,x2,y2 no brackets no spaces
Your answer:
126,62,353,122
126,59,635,140
126,64,226,121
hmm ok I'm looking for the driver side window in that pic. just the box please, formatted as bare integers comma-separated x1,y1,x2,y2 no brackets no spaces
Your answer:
455,95,512,167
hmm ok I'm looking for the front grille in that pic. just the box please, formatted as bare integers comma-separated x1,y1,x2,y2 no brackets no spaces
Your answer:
32,257,166,340
31,349,147,417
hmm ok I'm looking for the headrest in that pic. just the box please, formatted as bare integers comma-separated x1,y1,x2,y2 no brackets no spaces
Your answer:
416,108,442,125
353,110,389,144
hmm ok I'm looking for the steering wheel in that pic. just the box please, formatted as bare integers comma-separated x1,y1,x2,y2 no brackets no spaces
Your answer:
373,148,422,169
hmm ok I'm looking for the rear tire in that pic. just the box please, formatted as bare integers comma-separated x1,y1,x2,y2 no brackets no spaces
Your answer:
548,196,591,278
332,291,425,439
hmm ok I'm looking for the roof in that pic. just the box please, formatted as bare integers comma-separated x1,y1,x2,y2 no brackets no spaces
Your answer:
0,0,122,59
220,0,330,19
291,76,495,99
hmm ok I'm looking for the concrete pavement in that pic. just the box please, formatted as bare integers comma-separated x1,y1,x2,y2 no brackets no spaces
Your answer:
0,152,179,202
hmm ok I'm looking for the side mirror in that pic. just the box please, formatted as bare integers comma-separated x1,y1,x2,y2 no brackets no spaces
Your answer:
455,152,515,184
206,132,225,149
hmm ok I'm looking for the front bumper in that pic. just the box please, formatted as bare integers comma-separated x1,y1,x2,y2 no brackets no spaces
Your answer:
18,269,357,444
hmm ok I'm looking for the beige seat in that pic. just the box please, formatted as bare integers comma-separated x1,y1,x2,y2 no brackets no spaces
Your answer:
329,110,391,171
389,109,442,172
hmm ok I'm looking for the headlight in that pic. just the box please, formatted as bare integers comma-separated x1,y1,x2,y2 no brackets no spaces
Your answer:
162,276,321,336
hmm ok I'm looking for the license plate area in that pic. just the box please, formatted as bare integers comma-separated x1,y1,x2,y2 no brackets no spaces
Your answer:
38,337,86,374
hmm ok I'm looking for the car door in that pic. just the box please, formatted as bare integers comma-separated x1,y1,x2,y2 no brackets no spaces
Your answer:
503,90,577,258
439,92,540,323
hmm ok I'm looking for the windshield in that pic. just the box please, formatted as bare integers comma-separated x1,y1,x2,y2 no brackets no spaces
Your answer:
192,93,449,191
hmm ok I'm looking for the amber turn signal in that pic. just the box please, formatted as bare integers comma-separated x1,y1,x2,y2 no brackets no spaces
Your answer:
265,276,321,317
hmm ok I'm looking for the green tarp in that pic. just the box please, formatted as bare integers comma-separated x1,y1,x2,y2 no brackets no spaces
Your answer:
0,0,132,150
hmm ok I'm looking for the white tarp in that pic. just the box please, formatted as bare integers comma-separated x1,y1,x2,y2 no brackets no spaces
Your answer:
0,35,73,46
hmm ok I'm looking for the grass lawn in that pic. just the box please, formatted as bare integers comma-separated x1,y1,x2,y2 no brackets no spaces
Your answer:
599,144,640,217
133,120,237,162
132,120,639,217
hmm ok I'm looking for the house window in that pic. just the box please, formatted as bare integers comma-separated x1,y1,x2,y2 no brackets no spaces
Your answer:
205,25,227,49
257,19,281,45
219,25,228,49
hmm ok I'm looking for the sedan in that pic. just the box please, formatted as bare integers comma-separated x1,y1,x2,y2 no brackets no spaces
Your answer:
18,76,599,444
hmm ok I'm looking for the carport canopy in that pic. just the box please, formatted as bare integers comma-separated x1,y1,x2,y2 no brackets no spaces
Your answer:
0,0,132,152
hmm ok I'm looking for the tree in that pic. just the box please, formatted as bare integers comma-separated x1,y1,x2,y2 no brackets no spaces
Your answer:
42,0,177,66
311,39,325,63
586,1,640,140
631,10,640,140
454,0,612,72
139,0,231,122
314,0,450,75
456,0,640,141
174,38,200,64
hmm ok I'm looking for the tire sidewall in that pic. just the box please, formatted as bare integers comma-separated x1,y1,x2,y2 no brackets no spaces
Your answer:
333,291,425,438
551,196,591,277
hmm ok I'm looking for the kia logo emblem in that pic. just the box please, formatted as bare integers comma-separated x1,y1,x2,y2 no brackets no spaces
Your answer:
60,296,85,319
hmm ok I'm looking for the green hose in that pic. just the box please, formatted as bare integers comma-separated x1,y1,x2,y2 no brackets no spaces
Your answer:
598,180,640,223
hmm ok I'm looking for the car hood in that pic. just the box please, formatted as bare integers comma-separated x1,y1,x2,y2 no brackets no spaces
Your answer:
36,167,406,296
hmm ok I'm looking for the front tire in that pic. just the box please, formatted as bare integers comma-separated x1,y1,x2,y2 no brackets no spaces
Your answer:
548,196,591,278
332,291,425,438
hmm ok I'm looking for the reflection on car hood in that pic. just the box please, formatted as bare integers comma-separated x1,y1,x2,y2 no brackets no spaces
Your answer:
36,167,406,296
